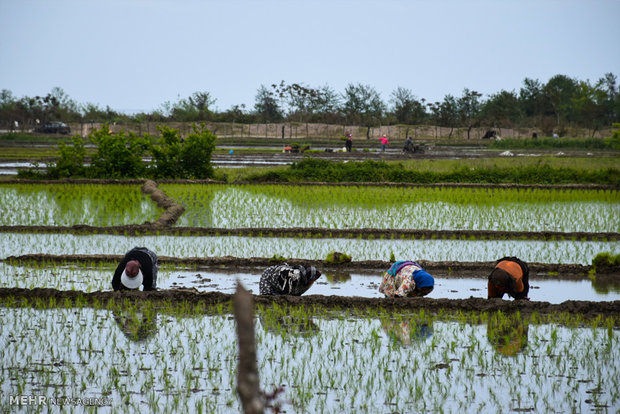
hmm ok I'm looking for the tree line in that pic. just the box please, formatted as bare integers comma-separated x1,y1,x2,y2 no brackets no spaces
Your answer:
2,72,618,137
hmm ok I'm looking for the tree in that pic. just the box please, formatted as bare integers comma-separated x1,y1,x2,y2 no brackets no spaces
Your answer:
544,74,579,128
572,80,609,137
390,86,427,125
480,90,522,129
341,83,386,136
435,95,459,138
456,88,482,139
254,85,283,122
168,91,216,121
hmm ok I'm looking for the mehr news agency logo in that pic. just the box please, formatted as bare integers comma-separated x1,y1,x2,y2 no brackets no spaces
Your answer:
9,395,112,407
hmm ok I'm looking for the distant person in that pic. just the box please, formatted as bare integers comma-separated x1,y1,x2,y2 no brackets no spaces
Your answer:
112,247,159,291
403,137,414,153
259,263,322,296
379,260,434,297
379,135,390,152
345,133,353,152
488,256,529,300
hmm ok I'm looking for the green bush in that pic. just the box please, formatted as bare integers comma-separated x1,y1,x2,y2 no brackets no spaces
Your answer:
89,124,150,178
178,123,216,179
151,126,184,178
592,252,620,272
47,136,86,178
325,251,352,264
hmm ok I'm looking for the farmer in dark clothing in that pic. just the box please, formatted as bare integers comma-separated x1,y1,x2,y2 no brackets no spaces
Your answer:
488,256,529,300
112,247,158,291
259,263,322,296
345,133,353,152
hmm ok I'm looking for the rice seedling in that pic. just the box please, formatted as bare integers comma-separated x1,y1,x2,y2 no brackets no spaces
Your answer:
0,183,163,226
1,233,617,265
159,183,619,233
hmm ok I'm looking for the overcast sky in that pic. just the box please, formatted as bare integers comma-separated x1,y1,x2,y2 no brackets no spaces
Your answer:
1,0,619,114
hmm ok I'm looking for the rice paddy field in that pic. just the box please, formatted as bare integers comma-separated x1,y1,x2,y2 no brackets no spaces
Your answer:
0,180,619,413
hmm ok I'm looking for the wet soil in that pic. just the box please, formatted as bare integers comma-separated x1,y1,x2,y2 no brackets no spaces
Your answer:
0,286,618,317
1,225,616,242
0,253,595,279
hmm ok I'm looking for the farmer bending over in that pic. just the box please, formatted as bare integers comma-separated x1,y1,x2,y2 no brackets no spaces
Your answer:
379,260,434,297
259,263,322,296
488,256,529,300
112,247,158,291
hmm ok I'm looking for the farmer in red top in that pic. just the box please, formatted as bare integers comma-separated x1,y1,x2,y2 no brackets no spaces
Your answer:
488,257,530,300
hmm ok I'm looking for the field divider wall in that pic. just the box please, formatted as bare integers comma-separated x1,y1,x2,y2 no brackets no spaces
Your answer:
0,287,618,317
1,253,594,277
0,224,617,242
4,178,618,190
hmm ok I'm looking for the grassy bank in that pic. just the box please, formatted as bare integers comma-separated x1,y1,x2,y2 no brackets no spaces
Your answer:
233,158,619,186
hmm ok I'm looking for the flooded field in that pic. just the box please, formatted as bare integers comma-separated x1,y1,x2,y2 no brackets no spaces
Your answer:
0,302,617,413
1,262,618,304
0,178,618,413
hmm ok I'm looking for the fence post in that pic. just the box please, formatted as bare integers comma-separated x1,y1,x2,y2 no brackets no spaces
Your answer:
233,282,264,414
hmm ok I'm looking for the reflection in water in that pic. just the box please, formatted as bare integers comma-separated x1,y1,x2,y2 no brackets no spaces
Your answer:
258,313,319,337
112,308,158,342
382,319,433,346
324,272,352,283
591,273,620,294
487,315,529,357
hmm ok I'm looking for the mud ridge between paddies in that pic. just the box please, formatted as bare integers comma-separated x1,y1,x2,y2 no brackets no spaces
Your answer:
0,287,618,318
2,177,618,190
1,225,617,242
1,254,602,280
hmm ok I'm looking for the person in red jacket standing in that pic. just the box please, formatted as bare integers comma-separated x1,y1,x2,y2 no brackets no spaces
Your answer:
488,256,530,300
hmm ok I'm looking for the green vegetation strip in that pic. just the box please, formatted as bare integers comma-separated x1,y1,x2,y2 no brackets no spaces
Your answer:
0,224,617,241
246,159,620,185
0,288,619,318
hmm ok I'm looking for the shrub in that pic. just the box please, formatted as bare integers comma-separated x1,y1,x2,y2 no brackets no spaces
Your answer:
89,124,150,178
179,123,217,179
325,251,352,264
47,136,86,178
151,126,184,178
592,252,620,272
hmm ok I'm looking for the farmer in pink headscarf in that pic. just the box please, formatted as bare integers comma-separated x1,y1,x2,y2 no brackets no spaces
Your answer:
379,135,389,152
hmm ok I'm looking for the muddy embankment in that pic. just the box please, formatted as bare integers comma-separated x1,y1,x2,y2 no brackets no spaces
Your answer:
0,286,618,317
1,253,596,279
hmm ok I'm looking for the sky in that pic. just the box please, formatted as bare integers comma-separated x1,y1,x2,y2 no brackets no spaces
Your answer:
1,0,619,114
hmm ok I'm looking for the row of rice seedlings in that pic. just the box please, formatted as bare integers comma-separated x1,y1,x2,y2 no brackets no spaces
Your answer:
1,233,618,265
0,183,162,227
0,300,617,413
160,184,619,233
161,183,620,208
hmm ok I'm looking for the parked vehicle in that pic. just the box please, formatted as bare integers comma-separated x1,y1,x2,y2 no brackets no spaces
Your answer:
34,121,71,134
